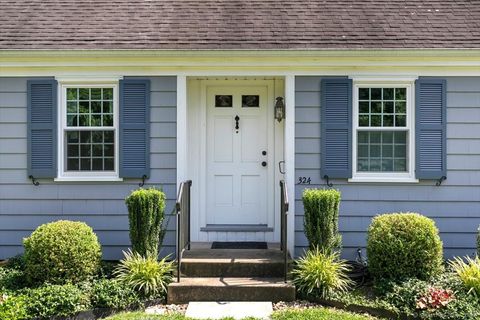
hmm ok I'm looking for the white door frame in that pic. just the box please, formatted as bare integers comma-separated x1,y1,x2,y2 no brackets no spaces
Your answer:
177,76,295,253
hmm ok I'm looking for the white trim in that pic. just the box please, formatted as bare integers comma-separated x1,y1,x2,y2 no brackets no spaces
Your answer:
55,76,123,83
350,81,417,183
176,75,188,187
284,75,296,254
349,75,419,82
56,82,121,181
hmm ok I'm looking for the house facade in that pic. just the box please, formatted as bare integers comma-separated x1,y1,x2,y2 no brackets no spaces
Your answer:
1,1,480,260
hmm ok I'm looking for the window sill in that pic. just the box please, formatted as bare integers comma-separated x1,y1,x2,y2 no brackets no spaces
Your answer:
54,177,123,182
348,177,419,183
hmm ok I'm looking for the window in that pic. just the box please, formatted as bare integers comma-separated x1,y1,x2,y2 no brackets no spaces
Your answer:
57,83,120,181
351,83,416,182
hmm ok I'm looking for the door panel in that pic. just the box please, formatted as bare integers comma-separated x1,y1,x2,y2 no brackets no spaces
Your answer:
206,86,270,226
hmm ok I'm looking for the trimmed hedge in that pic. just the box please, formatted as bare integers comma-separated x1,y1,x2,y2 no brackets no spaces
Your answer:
302,189,342,253
125,188,167,257
367,213,443,283
23,220,102,284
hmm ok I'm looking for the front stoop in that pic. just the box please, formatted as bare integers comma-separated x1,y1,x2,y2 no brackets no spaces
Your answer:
167,277,295,304
167,248,295,304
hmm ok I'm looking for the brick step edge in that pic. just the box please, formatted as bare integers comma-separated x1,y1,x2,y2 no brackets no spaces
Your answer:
314,298,417,320
43,298,163,320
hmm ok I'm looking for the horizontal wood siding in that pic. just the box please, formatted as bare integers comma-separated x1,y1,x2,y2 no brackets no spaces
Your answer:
0,77,177,260
295,76,480,259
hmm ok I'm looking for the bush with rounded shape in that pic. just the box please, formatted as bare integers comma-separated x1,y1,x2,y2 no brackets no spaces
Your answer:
23,220,102,284
367,213,443,283
302,189,342,253
114,250,174,298
291,247,352,299
126,188,166,258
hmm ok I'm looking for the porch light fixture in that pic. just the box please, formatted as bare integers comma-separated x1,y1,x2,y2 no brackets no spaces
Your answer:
275,97,285,122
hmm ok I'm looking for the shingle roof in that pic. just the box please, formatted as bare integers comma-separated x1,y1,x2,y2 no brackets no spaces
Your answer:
1,0,480,50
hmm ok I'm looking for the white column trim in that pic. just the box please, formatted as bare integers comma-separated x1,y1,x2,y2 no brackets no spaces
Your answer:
284,75,296,255
176,75,188,187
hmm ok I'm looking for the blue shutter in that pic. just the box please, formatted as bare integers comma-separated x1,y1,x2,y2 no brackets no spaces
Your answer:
119,79,151,178
320,78,352,179
415,78,447,179
27,79,57,178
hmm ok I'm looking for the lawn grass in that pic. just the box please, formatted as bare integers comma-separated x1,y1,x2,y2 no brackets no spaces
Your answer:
105,307,379,320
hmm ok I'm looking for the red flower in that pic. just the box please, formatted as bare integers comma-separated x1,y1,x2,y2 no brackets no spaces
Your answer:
416,287,455,311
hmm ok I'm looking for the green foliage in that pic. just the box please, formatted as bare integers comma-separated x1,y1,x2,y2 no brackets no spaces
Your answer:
114,250,174,298
23,220,102,284
291,247,352,299
0,294,29,320
90,279,141,309
366,212,443,283
302,189,342,253
5,255,26,271
25,283,90,318
477,226,480,257
126,188,167,257
450,256,480,297
0,267,27,290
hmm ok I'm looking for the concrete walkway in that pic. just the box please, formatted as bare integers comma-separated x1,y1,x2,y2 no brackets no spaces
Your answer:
185,301,273,319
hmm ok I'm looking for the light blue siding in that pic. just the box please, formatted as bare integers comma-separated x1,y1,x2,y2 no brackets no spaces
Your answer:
295,76,480,259
0,77,177,260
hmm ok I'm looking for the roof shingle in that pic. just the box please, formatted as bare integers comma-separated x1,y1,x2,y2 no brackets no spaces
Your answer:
1,0,480,50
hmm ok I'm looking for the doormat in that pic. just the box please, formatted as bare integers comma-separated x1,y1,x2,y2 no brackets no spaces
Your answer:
211,242,268,249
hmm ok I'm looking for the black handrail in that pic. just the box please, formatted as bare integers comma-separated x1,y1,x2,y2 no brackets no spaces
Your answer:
280,180,289,283
176,180,192,283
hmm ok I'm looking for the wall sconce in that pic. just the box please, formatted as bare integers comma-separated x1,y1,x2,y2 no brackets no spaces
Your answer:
275,97,285,122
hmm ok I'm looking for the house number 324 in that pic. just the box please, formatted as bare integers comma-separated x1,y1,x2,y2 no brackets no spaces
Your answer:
298,177,311,184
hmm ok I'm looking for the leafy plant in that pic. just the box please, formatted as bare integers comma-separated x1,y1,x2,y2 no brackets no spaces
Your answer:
416,287,455,311
450,256,480,297
302,189,341,253
25,283,90,318
291,247,352,299
477,226,480,257
23,220,102,284
0,267,27,290
126,188,167,257
114,250,174,298
366,212,443,283
0,294,29,320
91,279,141,309
5,255,26,271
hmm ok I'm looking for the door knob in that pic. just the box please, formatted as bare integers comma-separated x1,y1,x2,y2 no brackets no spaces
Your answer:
261,161,267,167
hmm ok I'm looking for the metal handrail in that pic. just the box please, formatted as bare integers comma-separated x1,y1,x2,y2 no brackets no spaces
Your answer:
176,180,192,283
280,180,289,283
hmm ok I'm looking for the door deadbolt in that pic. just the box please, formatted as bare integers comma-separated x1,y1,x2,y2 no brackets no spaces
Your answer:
261,161,267,167
262,151,267,156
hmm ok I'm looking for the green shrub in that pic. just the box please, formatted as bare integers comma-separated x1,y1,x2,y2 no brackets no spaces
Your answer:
5,255,26,271
126,188,167,257
302,189,342,253
0,267,27,290
91,279,141,309
114,250,174,298
291,247,352,299
25,283,90,318
450,256,480,297
366,213,443,283
23,220,102,284
0,294,29,320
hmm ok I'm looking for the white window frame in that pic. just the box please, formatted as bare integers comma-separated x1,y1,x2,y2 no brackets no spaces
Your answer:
349,81,418,183
55,81,122,182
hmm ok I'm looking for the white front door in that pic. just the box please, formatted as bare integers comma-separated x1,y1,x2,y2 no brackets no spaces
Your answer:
206,86,273,226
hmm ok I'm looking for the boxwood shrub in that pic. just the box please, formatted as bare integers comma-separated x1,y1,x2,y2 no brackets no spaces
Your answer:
90,279,141,309
23,220,102,284
367,212,443,283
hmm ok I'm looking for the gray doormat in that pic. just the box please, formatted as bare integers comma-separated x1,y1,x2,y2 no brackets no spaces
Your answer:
211,241,268,249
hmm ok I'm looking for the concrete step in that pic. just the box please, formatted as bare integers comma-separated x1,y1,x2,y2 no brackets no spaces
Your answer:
180,249,288,277
167,277,295,304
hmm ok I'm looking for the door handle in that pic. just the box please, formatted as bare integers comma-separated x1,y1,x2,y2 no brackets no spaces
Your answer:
261,161,267,167
278,161,285,174
235,115,240,130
